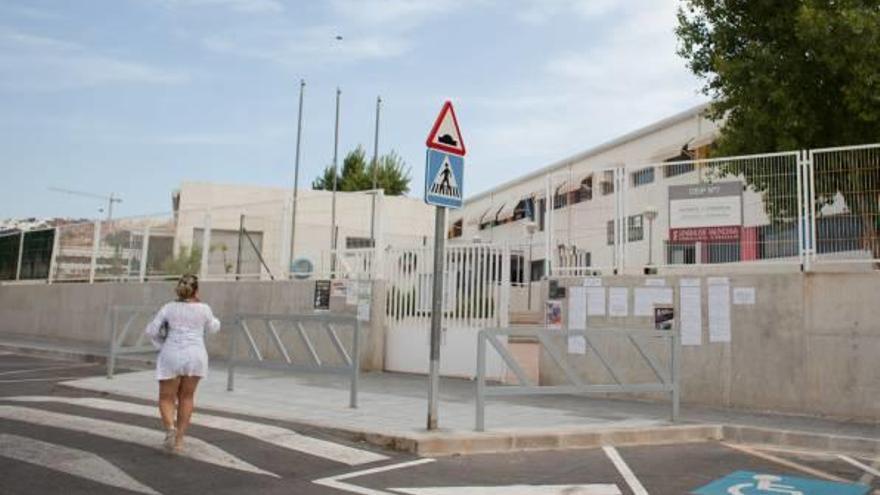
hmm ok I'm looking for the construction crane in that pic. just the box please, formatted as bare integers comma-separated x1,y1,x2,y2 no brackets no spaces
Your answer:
48,187,123,222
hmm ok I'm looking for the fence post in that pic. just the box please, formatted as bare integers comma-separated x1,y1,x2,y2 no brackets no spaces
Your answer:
48,227,60,284
544,173,552,278
227,317,239,392
279,201,292,279
139,225,151,283
808,149,818,269
500,246,510,327
89,220,101,284
350,318,360,409
475,330,486,431
199,213,211,280
670,330,680,422
372,190,385,280
14,231,25,281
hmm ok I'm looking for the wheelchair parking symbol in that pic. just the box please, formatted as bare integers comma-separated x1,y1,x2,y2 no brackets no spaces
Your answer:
693,471,870,495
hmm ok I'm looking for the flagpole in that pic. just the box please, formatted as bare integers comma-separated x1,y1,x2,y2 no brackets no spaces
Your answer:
330,87,341,277
289,79,305,276
370,95,382,243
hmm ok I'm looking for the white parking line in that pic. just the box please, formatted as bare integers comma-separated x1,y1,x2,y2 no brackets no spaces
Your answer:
391,485,622,494
0,433,161,495
7,396,388,466
0,376,98,383
603,446,648,495
0,405,278,478
723,443,848,483
838,455,880,479
313,458,435,495
0,363,99,376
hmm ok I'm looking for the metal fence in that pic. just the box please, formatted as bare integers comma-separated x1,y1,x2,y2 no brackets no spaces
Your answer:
475,326,679,431
226,313,362,408
106,306,161,379
541,143,880,275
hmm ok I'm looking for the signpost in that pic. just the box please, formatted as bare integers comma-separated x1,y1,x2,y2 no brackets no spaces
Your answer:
424,100,465,430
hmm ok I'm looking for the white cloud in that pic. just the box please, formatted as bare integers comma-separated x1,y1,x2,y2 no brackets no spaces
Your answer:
202,25,410,67
514,0,620,24
0,29,189,90
151,0,284,14
329,0,469,28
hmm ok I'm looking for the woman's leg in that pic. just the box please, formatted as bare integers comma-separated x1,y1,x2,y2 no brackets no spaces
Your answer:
158,378,180,430
175,376,201,447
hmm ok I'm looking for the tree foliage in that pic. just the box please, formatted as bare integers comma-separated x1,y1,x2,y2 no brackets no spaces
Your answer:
161,245,202,276
676,0,880,255
312,146,411,195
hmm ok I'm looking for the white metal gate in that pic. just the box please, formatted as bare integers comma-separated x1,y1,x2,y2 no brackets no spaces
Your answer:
384,244,511,379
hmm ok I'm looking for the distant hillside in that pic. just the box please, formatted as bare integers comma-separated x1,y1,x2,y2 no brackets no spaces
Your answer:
0,218,90,234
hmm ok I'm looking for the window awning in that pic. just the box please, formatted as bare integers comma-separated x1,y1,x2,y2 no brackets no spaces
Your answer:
467,205,495,226
496,201,516,220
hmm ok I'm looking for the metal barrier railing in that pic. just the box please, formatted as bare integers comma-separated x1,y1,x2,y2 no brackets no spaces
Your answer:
107,305,160,378
475,326,680,431
226,313,362,408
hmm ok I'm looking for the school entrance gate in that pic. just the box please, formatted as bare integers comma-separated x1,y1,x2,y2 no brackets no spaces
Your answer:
383,244,511,379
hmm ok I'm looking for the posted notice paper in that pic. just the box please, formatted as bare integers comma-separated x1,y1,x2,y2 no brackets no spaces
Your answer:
708,282,731,342
732,287,756,305
608,288,628,317
680,285,702,346
634,287,673,316
567,287,587,354
586,287,606,316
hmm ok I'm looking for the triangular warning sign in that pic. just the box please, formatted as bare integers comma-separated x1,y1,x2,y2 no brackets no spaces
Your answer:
429,156,460,198
426,101,466,156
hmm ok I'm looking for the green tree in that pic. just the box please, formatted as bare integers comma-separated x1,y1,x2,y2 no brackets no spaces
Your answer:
676,0,880,256
312,146,411,195
161,245,202,276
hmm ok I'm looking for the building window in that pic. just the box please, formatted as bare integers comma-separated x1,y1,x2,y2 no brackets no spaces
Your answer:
512,198,535,222
631,167,654,187
448,219,463,239
553,189,568,209
628,214,644,242
538,198,546,231
346,236,375,249
606,220,615,246
580,176,593,202
663,150,696,178
601,170,615,195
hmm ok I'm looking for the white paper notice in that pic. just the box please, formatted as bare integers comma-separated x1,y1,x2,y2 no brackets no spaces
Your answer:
582,277,602,287
567,287,587,330
645,278,666,287
732,287,756,305
680,286,702,346
567,287,587,354
586,287,606,316
708,283,731,342
634,287,674,316
608,288,628,317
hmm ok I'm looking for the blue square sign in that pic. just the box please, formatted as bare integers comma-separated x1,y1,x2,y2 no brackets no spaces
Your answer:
424,148,464,209
692,471,869,495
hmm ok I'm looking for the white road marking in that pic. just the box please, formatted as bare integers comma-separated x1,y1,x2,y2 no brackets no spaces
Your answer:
313,458,435,495
602,446,648,495
858,455,880,486
0,405,278,478
838,454,880,479
390,485,622,495
0,433,161,495
723,443,848,483
7,396,387,466
0,363,99,376
0,376,99,383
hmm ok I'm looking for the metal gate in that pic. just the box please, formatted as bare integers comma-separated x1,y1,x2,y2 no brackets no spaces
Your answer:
384,244,511,379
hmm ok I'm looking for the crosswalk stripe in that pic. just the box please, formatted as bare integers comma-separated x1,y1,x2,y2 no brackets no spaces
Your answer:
0,405,278,478
8,396,387,466
0,363,100,376
391,486,622,495
0,433,161,495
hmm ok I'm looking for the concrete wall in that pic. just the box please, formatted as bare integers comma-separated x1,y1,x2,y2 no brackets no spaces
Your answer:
542,272,880,422
0,280,387,371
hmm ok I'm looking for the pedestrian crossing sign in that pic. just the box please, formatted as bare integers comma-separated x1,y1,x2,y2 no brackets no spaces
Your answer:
424,148,464,209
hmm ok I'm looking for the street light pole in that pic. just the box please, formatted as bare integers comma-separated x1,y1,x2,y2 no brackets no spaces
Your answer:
289,79,305,276
330,87,341,277
645,206,658,268
369,96,382,243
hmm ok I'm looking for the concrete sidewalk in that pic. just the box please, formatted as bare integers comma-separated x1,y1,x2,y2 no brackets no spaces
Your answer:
60,364,880,457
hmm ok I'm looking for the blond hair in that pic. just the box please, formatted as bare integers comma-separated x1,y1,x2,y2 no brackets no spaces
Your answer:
175,274,199,301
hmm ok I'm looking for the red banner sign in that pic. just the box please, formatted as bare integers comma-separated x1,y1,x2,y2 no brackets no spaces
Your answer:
669,226,742,243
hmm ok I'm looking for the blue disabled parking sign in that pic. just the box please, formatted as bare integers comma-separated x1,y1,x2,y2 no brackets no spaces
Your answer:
424,148,464,209
693,471,869,495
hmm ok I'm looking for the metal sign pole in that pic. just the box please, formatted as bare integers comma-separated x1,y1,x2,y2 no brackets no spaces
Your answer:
427,205,446,430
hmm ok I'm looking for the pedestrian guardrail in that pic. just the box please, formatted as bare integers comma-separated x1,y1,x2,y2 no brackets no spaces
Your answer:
475,326,680,431
226,313,362,408
107,305,160,379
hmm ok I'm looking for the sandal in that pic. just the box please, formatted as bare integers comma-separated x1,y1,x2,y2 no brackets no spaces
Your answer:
163,428,177,453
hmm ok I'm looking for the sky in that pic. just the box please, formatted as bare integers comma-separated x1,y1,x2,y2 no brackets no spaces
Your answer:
0,0,706,220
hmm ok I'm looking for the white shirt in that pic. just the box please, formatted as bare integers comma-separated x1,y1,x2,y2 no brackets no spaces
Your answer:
144,301,221,380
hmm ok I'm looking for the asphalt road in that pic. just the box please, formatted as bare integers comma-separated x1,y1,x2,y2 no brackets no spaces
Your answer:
0,352,877,495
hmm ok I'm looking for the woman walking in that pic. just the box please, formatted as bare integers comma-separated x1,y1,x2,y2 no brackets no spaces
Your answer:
144,274,220,453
